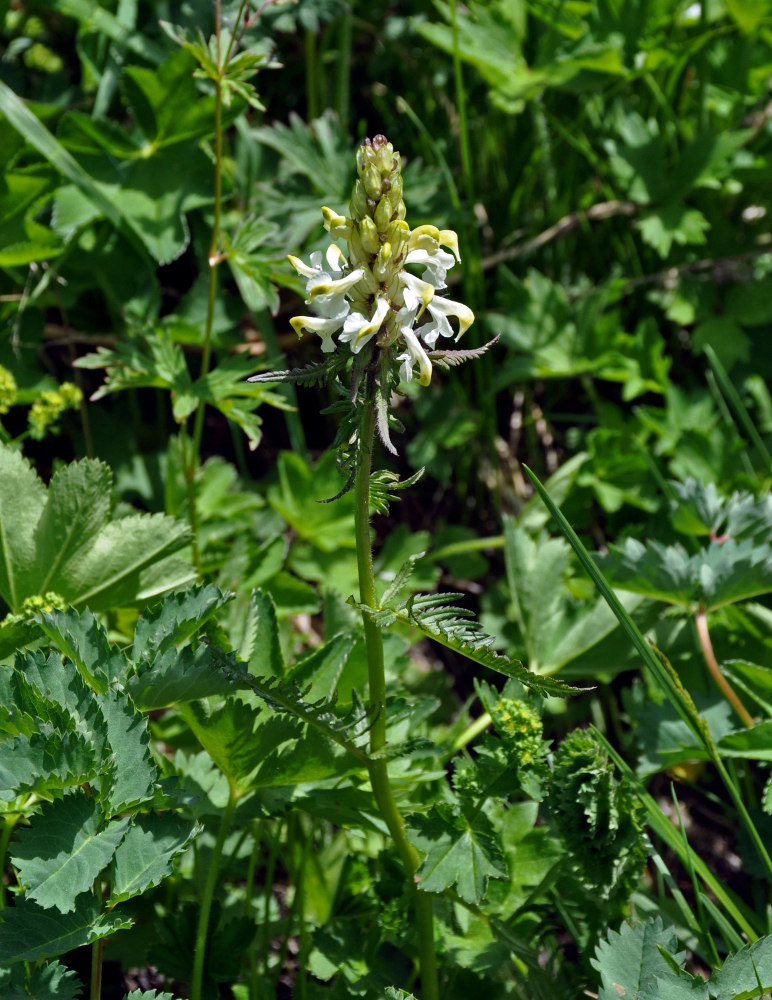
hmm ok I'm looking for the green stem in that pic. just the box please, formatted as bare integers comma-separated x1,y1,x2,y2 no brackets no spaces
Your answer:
353,394,439,1000
90,936,103,1000
0,815,17,911
449,711,491,755
191,789,238,1000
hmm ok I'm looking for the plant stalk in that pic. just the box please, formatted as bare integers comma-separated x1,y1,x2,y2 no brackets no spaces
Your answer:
353,394,439,1000
90,936,104,1000
191,788,238,1000
695,609,753,727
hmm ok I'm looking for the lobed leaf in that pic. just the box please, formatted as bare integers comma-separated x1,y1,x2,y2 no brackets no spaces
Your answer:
108,813,198,906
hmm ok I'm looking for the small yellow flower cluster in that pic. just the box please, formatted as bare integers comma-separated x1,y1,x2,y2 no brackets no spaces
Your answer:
0,365,18,415
492,698,543,766
288,135,474,386
28,382,82,440
2,591,67,627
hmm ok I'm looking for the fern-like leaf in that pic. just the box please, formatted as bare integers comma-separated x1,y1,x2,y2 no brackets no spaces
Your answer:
369,468,424,515
247,357,340,387
428,335,500,370
350,592,583,698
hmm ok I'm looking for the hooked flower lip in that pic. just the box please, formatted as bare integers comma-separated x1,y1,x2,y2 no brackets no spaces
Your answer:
419,295,475,346
290,313,347,353
339,296,391,354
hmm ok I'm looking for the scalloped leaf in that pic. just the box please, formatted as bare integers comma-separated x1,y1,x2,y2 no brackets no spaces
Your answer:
96,688,157,814
0,959,82,999
11,793,129,912
349,594,580,697
37,607,120,692
0,443,193,614
108,813,198,905
597,537,772,611
0,730,100,802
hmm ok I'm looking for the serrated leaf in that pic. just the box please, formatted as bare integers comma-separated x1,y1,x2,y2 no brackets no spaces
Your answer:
37,607,121,692
591,917,682,1000
128,635,248,710
11,794,129,912
711,935,772,999
0,959,82,999
246,589,285,678
289,633,356,701
0,730,100,802
123,991,175,1000
96,688,157,813
406,804,508,904
639,968,709,999
108,813,197,905
131,585,231,663
0,895,130,963
669,479,725,537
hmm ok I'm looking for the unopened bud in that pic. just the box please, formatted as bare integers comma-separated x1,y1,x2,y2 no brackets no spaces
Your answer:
359,217,381,255
363,165,382,200
374,196,392,231
375,143,394,175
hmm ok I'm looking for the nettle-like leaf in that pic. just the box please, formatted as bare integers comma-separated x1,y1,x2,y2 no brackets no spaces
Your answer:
131,584,231,662
0,444,193,616
406,803,508,904
597,536,772,612
0,896,131,964
0,958,82,999
591,917,684,1000
710,935,772,999
11,793,130,912
350,592,580,698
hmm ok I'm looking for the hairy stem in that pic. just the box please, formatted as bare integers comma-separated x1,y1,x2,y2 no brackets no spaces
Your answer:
353,395,439,1000
695,609,753,727
191,789,238,1000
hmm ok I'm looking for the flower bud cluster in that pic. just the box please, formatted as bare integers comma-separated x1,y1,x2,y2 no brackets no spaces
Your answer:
0,365,18,415
28,382,82,440
288,135,474,386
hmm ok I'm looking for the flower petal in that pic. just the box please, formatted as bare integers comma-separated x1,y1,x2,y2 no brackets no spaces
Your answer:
398,328,433,386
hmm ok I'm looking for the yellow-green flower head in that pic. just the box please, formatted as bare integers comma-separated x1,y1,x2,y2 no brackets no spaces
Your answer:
0,365,18,415
28,382,83,440
287,135,474,387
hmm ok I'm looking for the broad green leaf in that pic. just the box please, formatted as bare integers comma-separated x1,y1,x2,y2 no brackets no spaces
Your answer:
57,0,166,60
0,444,193,613
711,935,772,999
0,959,81,999
268,451,357,553
0,895,130,963
597,537,772,612
11,794,129,911
591,917,682,1000
108,813,197,905
716,722,772,761
639,969,709,999
406,804,508,904
0,445,46,612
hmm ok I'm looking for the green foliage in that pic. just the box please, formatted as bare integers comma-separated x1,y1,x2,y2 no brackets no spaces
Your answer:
549,729,647,916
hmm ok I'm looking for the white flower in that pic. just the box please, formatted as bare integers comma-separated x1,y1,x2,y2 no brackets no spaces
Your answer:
339,296,391,354
399,271,435,315
396,310,433,386
419,295,476,347
405,246,456,289
287,245,365,352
